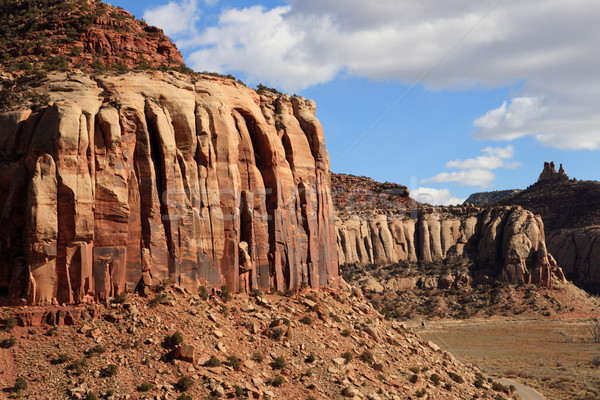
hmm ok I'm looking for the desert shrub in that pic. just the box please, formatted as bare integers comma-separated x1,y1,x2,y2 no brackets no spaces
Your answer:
492,381,509,393
266,375,285,387
305,353,315,363
410,374,419,384
360,350,374,364
52,353,71,364
341,329,351,337
138,382,154,392
164,331,183,348
101,364,118,377
1,335,17,348
84,344,106,357
271,356,286,369
227,355,241,370
205,356,221,367
430,373,441,386
444,382,453,391
13,377,27,392
148,293,168,307
175,376,193,391
409,367,420,374
299,316,312,325
342,351,353,364
252,352,264,363
220,285,231,302
112,292,127,304
270,327,284,340
234,385,244,396
176,395,192,400
448,372,464,383
198,285,209,300
66,359,88,376
90,58,105,72
415,389,427,398
592,354,600,368
4,317,17,330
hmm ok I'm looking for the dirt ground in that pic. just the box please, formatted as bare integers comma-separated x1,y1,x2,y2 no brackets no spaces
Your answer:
413,318,600,400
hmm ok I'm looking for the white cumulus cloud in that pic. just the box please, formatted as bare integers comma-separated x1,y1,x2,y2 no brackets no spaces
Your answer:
411,187,465,206
423,145,520,188
143,0,203,36
144,0,600,150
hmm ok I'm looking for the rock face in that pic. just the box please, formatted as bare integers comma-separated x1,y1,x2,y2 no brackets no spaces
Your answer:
0,71,338,305
538,161,569,182
336,206,564,287
547,227,600,292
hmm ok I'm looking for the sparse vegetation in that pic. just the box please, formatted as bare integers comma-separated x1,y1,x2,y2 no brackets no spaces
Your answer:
175,376,194,391
101,363,118,377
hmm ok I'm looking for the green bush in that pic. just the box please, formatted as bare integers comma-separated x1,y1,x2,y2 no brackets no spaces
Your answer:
176,395,192,400
204,356,221,367
360,350,374,364
175,376,194,391
101,364,118,377
220,285,231,302
252,352,264,363
4,317,17,330
14,377,27,392
266,375,285,387
0,336,16,348
305,353,315,363
300,316,312,325
198,285,209,300
164,331,183,348
448,372,464,383
227,355,241,370
138,382,154,392
342,351,353,364
84,344,106,357
271,356,286,369
430,373,441,386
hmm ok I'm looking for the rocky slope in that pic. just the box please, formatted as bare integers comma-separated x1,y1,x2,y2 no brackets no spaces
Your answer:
463,189,521,206
0,283,508,399
0,70,339,305
0,0,183,74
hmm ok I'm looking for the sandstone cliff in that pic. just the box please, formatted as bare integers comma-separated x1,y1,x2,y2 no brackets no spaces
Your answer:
496,163,600,293
547,227,600,293
336,206,565,288
0,71,338,305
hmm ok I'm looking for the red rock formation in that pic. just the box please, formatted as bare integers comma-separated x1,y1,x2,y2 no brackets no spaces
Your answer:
0,71,339,305
336,206,566,288
538,161,569,182
0,0,184,73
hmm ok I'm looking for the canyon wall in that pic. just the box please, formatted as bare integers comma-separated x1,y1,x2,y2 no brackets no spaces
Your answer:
0,71,338,305
547,227,600,292
336,206,565,287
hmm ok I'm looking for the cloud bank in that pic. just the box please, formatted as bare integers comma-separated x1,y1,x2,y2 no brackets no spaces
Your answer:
144,0,600,150
423,145,519,188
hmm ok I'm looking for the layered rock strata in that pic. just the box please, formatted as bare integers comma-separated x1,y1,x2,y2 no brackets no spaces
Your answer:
0,71,338,305
547,227,600,292
336,206,565,287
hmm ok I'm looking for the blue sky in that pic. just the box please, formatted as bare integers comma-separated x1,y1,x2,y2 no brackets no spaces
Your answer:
109,0,600,204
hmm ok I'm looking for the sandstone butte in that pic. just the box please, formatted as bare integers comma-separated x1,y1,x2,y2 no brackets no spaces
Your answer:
0,70,340,305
